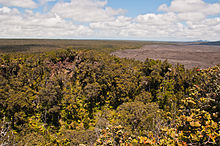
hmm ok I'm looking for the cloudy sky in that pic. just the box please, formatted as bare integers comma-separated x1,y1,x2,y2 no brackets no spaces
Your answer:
0,0,220,41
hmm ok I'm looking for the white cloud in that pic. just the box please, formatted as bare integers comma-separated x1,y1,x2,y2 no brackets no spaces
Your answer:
158,0,220,17
158,0,220,23
177,12,205,21
0,6,19,15
0,7,12,14
135,12,178,25
90,16,132,29
0,7,93,38
0,0,38,8
0,0,220,41
51,0,126,22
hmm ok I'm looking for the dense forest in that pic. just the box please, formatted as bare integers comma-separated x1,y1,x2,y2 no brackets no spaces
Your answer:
0,45,219,145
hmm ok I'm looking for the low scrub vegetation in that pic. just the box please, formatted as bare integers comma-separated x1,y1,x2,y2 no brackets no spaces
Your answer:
0,48,219,145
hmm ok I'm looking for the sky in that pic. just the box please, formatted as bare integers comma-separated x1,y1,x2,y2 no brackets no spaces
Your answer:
0,0,220,41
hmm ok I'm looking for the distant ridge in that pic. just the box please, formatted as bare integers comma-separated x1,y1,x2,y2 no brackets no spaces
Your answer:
198,41,220,46
196,40,208,42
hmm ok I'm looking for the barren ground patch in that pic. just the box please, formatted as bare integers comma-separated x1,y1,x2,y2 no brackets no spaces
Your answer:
112,44,220,69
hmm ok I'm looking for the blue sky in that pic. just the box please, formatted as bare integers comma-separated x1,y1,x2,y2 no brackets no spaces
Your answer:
107,0,171,17
0,0,220,41
28,0,172,16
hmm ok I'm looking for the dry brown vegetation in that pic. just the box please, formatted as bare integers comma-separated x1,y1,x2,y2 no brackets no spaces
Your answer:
0,39,151,53
1,39,219,69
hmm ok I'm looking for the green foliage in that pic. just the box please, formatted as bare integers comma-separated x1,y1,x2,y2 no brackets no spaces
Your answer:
0,48,219,145
115,102,162,136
